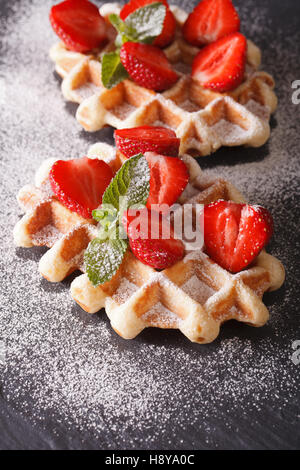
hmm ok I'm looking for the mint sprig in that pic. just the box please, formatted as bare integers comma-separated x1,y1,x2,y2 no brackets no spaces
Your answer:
124,2,167,44
101,52,129,90
84,154,150,287
84,236,128,287
102,153,150,209
101,2,166,89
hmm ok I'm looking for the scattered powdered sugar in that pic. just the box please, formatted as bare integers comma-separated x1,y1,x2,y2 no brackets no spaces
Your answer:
142,302,181,328
182,275,215,304
178,99,200,113
111,102,136,120
112,278,138,304
32,224,61,246
77,82,101,100
211,119,246,143
0,0,299,450
245,99,271,121
0,78,6,105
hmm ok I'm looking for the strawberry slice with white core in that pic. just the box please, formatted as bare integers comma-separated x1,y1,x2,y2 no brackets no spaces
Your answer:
49,157,114,219
114,126,180,158
204,200,274,273
183,0,240,47
49,0,107,53
191,32,247,92
145,152,189,210
123,207,185,269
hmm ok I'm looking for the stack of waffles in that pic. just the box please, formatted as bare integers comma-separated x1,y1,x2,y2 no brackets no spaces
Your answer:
13,143,285,344
49,3,278,157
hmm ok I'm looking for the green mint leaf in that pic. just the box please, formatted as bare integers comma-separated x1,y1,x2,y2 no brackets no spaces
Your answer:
109,14,136,45
92,206,118,242
125,2,166,44
85,155,150,286
109,14,126,34
102,154,150,211
93,206,118,223
101,51,129,90
109,3,166,46
84,237,128,287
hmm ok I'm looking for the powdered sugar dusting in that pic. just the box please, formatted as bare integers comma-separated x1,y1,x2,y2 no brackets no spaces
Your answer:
0,0,299,450
182,275,215,304
211,119,246,143
143,302,181,327
112,278,138,304
32,224,61,246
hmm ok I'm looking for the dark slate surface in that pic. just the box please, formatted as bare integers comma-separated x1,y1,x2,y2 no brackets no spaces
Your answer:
0,0,299,450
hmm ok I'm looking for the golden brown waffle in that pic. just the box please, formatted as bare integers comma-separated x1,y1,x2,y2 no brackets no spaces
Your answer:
49,3,277,157
13,143,285,343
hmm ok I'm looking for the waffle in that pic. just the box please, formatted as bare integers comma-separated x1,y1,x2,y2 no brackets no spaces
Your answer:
13,143,285,344
49,3,277,157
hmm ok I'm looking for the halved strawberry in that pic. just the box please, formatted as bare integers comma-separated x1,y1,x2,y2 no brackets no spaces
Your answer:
191,32,247,92
49,0,108,53
145,152,189,210
123,207,185,269
114,126,180,158
49,157,114,219
183,0,240,47
120,42,179,91
120,0,176,48
203,200,274,273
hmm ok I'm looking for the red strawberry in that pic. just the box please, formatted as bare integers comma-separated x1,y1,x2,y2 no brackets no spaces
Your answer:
120,0,176,48
120,42,179,91
49,157,113,219
203,200,274,273
191,32,247,92
123,208,185,269
183,0,240,47
49,0,107,53
145,152,189,210
114,126,180,158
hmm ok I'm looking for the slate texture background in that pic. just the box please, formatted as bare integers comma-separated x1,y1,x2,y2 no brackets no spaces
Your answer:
0,0,299,450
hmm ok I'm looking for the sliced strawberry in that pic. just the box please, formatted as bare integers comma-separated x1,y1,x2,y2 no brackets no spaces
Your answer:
203,200,274,273
49,157,113,219
123,207,185,269
114,126,180,158
120,42,179,91
49,0,107,53
120,0,176,48
145,152,189,210
191,32,247,92
183,0,240,47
